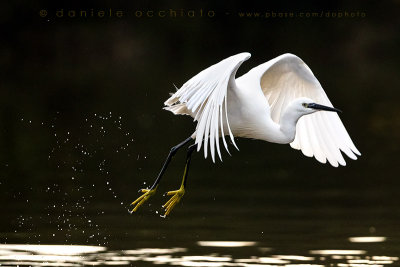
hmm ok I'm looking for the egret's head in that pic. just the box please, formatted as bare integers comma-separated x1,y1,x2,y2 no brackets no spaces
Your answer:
293,97,342,115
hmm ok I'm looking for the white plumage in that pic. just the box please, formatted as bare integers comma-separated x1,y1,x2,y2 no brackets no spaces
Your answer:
164,53,360,167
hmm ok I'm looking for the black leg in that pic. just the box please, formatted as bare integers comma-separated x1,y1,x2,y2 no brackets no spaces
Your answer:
130,136,193,213
162,143,197,216
150,136,193,190
182,143,197,188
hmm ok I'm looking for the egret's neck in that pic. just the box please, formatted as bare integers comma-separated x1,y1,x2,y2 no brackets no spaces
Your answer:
279,107,303,143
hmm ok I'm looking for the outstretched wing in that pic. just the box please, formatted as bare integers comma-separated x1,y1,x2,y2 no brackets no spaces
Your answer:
250,53,360,167
164,52,251,162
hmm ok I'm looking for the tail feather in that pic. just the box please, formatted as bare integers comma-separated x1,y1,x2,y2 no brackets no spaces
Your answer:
164,103,192,116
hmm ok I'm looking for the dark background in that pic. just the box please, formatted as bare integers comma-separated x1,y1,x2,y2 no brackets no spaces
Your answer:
0,0,399,255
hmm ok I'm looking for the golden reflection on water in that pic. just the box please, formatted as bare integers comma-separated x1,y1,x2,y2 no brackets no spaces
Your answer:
348,236,387,243
197,241,258,247
310,250,367,255
0,240,398,267
0,244,106,255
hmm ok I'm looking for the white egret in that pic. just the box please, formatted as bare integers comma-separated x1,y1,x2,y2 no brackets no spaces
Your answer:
130,52,361,216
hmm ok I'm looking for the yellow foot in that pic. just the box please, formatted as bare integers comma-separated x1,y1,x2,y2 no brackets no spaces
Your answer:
130,186,157,213
162,186,185,216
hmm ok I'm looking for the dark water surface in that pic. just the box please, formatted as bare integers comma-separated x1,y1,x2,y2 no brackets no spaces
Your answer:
1,174,399,266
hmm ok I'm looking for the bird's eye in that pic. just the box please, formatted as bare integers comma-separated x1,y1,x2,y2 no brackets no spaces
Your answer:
302,103,308,108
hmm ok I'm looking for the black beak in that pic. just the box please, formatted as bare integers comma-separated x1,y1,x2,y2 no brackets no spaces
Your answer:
308,103,342,113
